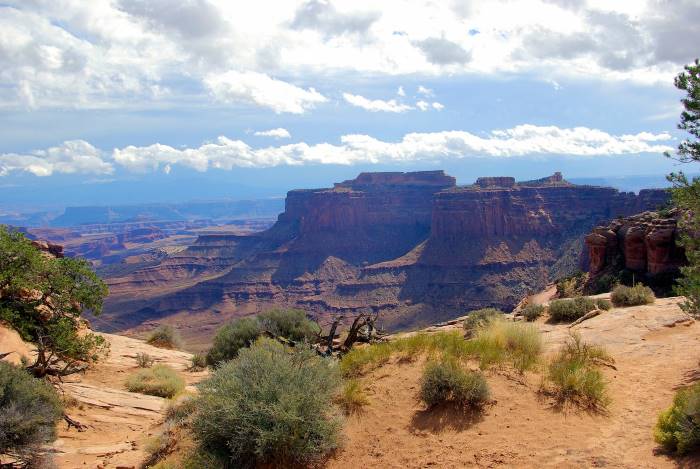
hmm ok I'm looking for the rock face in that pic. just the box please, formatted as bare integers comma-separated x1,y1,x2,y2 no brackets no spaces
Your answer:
584,209,685,280
103,171,669,336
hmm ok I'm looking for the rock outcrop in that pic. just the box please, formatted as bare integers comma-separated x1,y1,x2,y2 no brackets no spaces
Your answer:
583,209,685,290
102,171,669,336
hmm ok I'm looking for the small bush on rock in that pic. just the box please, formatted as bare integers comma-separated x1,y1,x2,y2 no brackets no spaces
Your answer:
522,304,545,321
655,382,700,455
193,338,342,468
147,325,183,350
611,284,655,307
125,364,185,398
420,359,489,409
0,362,63,465
596,298,612,310
205,317,262,366
548,297,598,322
463,308,502,336
136,352,154,368
257,308,321,342
188,353,206,371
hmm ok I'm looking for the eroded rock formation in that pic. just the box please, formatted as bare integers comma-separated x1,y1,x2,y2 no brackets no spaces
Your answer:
584,209,685,280
102,171,669,336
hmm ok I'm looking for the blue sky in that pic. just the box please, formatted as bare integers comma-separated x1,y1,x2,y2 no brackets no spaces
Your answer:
1,0,698,210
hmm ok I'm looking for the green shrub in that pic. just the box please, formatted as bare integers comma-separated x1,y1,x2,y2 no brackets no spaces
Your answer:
545,333,612,409
611,284,655,307
655,382,700,455
337,379,369,414
548,296,598,322
188,353,206,371
463,308,502,336
147,325,183,350
521,304,545,321
193,338,342,468
205,317,262,366
420,359,489,408
470,318,543,373
0,362,63,465
556,271,587,298
125,364,185,398
257,308,320,342
136,352,154,368
596,298,612,310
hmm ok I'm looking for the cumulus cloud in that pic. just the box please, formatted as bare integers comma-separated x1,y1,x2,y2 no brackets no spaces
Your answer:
2,125,670,177
416,100,429,111
414,37,471,65
0,140,113,177
397,86,405,96
343,93,413,113
417,85,434,96
432,102,444,110
204,71,327,114
290,0,380,37
254,128,292,139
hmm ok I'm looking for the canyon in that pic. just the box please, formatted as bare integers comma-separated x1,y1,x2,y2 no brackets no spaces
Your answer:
100,171,669,345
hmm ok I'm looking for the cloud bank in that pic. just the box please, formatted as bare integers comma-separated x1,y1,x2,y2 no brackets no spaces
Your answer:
0,125,674,177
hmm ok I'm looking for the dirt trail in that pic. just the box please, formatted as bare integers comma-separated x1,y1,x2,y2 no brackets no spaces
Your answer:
329,297,700,468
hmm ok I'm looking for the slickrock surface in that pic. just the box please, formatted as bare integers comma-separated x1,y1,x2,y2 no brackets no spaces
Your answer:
51,332,206,469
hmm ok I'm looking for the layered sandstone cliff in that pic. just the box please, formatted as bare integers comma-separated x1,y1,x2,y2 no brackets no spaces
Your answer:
102,171,669,335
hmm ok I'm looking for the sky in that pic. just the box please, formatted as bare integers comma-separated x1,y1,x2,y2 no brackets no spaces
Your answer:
1,0,699,210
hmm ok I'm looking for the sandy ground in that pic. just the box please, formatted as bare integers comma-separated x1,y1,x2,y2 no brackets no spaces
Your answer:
51,333,207,469
329,297,700,469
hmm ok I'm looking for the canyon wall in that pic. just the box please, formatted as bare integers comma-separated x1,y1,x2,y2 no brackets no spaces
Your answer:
102,171,669,336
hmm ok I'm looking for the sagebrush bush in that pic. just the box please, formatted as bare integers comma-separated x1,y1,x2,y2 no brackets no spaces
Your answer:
147,325,183,350
188,353,206,371
655,382,700,455
548,296,598,322
136,352,154,368
125,364,185,398
257,308,320,342
0,362,63,465
545,333,612,409
596,298,612,310
193,338,342,468
205,317,262,366
521,304,545,321
470,318,543,373
420,359,489,408
337,379,369,414
611,284,655,307
463,308,502,335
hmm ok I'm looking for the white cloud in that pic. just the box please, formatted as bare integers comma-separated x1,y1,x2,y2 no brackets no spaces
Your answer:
0,140,113,177
416,100,429,111
417,85,434,96
204,71,327,114
254,128,292,139
397,86,405,96
343,93,413,113
432,102,444,110
3,124,669,177
1,0,695,110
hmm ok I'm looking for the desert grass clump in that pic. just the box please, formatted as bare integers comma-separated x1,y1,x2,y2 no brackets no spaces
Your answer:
655,382,700,455
188,353,206,371
463,308,502,336
336,379,370,414
548,296,598,322
193,338,342,468
0,362,63,466
206,317,262,366
611,284,655,307
545,333,612,409
420,359,489,409
521,304,545,322
125,364,185,398
135,352,155,368
147,325,183,350
470,318,543,372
